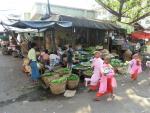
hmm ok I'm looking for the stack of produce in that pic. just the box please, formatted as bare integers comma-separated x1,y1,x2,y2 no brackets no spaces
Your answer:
83,69,93,78
110,59,128,74
67,74,80,89
73,64,90,70
41,71,59,87
110,59,123,67
85,46,96,55
80,61,91,67
50,77,67,95
55,68,71,77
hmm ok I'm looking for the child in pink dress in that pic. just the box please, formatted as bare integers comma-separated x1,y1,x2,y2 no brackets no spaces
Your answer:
95,57,117,101
89,51,103,91
128,54,142,80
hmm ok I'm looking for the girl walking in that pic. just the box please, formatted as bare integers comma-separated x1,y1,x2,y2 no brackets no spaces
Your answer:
128,54,142,80
95,56,117,101
89,51,103,91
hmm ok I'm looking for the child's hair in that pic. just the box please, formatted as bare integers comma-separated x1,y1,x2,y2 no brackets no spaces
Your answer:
132,53,139,59
104,56,111,63
45,49,48,54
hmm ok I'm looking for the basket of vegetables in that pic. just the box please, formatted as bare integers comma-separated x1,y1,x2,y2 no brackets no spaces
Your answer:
41,72,59,87
83,69,93,78
50,77,67,95
67,74,80,89
55,68,71,77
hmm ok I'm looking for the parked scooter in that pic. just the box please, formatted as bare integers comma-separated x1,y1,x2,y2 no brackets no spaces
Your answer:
12,45,24,58
1,45,13,55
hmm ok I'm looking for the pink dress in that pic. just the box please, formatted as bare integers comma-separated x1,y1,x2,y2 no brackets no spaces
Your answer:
97,63,117,95
90,58,103,86
128,59,142,75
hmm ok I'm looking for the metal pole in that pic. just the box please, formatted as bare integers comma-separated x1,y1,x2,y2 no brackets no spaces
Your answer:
47,0,51,15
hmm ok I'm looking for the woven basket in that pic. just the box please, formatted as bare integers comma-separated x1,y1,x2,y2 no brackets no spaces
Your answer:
67,79,79,89
41,74,59,87
62,73,71,77
50,80,67,95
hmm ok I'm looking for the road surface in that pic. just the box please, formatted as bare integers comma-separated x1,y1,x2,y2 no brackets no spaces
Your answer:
0,53,150,113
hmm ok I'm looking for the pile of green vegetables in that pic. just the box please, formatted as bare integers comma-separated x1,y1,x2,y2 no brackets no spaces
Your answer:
42,71,53,77
110,59,127,67
63,68,70,74
67,74,79,81
85,47,95,55
73,64,89,70
79,55,88,62
81,61,91,67
51,77,67,84
55,68,70,74
83,69,93,77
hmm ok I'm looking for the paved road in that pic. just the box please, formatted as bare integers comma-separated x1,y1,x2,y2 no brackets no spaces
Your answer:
0,53,150,113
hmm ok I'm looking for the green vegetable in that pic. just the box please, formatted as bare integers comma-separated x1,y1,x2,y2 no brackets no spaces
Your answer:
55,68,70,74
63,68,70,74
42,72,53,77
83,69,93,77
51,77,67,84
110,59,122,67
67,74,79,81
81,62,91,67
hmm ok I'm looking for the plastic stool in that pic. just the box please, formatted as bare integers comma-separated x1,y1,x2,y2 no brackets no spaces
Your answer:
84,78,91,87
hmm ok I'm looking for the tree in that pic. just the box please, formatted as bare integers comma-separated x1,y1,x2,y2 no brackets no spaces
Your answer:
96,0,150,24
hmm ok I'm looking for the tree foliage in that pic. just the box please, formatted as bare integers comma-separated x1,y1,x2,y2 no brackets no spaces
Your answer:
96,0,150,24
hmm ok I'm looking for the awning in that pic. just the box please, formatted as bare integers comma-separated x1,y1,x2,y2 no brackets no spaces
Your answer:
59,15,120,30
131,31,150,39
3,26,38,33
46,14,123,30
1,20,72,29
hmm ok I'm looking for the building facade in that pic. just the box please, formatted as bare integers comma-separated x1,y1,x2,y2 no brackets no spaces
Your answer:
22,2,112,21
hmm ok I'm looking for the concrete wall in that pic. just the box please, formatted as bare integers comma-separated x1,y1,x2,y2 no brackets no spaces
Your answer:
30,3,97,20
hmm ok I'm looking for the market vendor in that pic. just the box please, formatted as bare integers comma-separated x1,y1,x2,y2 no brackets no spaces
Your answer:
67,45,74,69
89,51,103,91
28,42,40,83
49,51,60,67
40,49,49,65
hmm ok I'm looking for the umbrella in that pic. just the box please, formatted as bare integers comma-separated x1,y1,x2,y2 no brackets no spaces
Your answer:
131,31,150,39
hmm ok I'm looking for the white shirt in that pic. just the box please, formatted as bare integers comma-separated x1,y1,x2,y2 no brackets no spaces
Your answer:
49,54,60,61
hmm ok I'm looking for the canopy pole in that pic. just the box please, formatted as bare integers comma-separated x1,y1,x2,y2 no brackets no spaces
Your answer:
51,28,57,52
47,0,51,15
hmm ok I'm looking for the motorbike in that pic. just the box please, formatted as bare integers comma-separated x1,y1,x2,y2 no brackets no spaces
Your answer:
12,45,24,58
2,45,13,55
